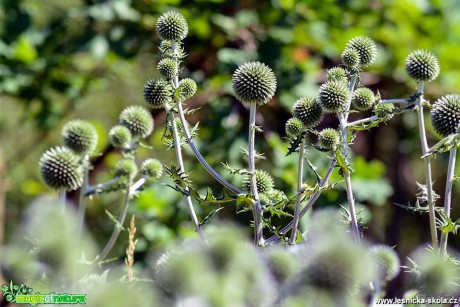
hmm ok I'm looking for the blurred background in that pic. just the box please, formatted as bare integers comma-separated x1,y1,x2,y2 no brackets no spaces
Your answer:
1,0,460,297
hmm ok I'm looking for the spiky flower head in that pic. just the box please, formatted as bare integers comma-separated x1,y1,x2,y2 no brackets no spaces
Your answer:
318,128,340,151
319,81,351,113
114,158,138,180
370,245,400,283
341,48,360,68
61,120,98,155
374,103,395,121
405,50,440,82
178,78,197,100
263,247,298,284
292,97,323,127
143,79,172,109
119,106,154,138
109,125,132,149
285,118,304,139
242,170,274,194
156,11,188,41
430,94,460,137
157,58,179,80
232,61,277,105
352,87,376,111
140,158,163,181
345,36,377,67
327,67,347,83
39,147,83,191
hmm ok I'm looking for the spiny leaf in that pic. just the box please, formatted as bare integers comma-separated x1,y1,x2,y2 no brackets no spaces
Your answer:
165,164,192,188
424,133,460,158
105,209,125,231
286,132,305,156
222,162,249,175
199,207,224,227
305,158,322,183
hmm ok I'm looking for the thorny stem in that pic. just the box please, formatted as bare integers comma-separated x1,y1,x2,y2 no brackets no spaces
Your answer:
77,155,90,236
415,82,438,250
289,140,305,244
248,103,264,246
440,147,457,256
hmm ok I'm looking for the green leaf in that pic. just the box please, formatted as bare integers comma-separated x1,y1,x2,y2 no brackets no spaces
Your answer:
12,36,37,64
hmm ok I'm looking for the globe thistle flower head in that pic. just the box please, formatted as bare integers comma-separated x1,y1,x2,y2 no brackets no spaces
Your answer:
39,146,83,191
157,58,178,80
327,67,347,83
430,94,460,137
370,245,400,283
318,128,340,151
140,158,163,181
114,158,138,180
232,61,277,105
156,11,188,41
352,87,376,111
345,36,377,67
109,125,132,149
319,81,351,113
143,79,172,109
341,48,360,68
262,246,298,284
62,120,98,155
178,78,197,100
119,106,154,138
285,118,304,139
292,97,323,127
242,170,275,194
374,103,395,121
405,50,440,82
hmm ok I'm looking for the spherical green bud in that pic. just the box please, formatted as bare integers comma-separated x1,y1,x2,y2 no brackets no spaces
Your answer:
285,118,304,139
374,103,395,121
319,81,351,113
341,48,360,68
352,87,376,111
405,50,440,82
140,158,163,181
119,106,154,138
318,128,340,150
345,36,377,67
370,245,400,282
327,67,347,83
114,158,138,180
156,11,188,41
431,94,460,137
61,120,98,155
39,146,83,191
178,78,197,100
292,97,323,127
109,125,132,149
143,79,172,109
263,247,297,284
242,170,275,194
232,61,277,105
157,58,178,80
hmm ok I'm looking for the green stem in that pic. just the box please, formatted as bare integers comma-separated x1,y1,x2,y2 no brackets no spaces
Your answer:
346,115,378,128
58,189,66,210
289,140,305,244
77,155,89,236
84,178,120,196
440,147,457,256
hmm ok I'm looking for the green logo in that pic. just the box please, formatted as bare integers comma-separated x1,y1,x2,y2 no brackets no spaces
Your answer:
1,281,86,305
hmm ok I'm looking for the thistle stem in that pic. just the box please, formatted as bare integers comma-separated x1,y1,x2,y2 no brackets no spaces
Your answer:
129,177,146,194
58,188,66,209
84,177,120,196
415,82,438,250
77,155,89,236
440,147,457,256
380,99,408,104
346,115,378,128
289,140,305,244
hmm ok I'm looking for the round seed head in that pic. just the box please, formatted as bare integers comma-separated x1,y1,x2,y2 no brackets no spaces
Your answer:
156,11,188,41
143,79,173,109
327,67,347,83
318,128,340,150
109,125,132,149
370,245,400,282
405,50,440,82
292,97,323,127
341,48,360,68
178,78,197,100
345,36,377,67
374,103,395,121
285,118,304,139
119,106,154,138
352,87,376,111
319,81,351,113
232,61,277,105
114,158,138,180
242,170,275,194
430,94,460,137
39,146,83,191
140,158,163,181
62,120,98,154
157,58,178,80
